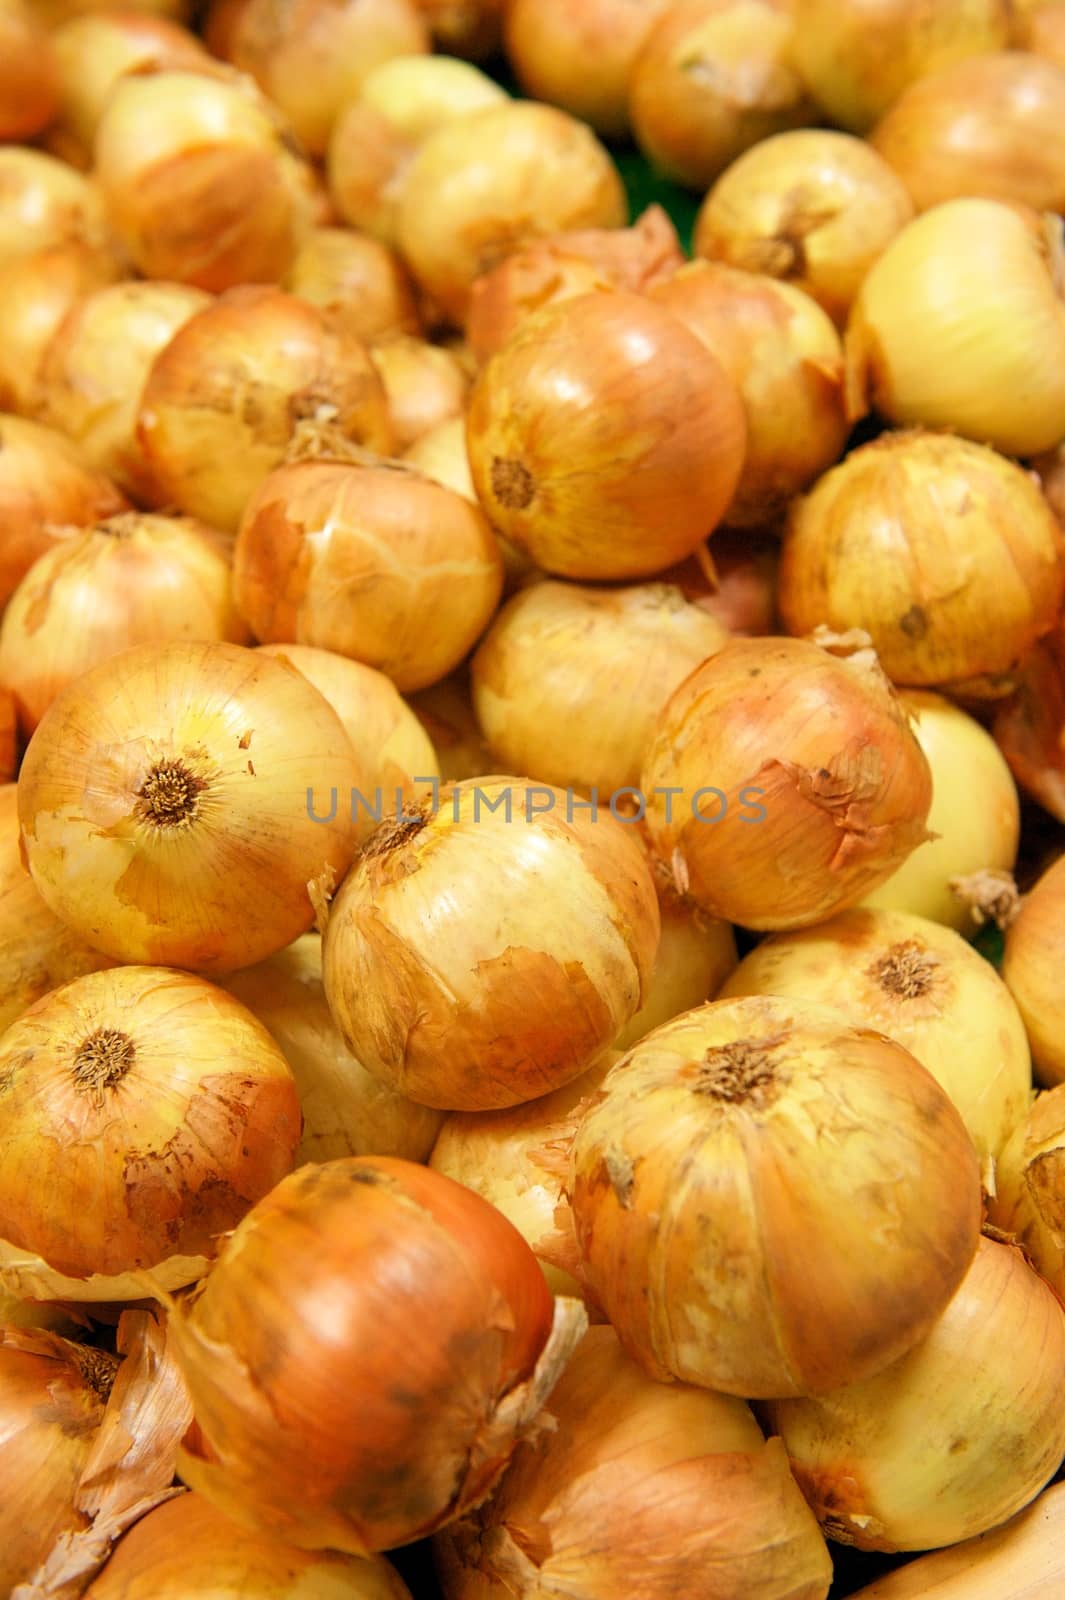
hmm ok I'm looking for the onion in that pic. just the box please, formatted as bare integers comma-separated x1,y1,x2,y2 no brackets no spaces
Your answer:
791,0,1015,134
406,667,493,782
870,52,1065,214
641,631,933,930
0,0,58,141
93,68,315,291
435,1324,833,1600
613,859,737,1049
648,260,848,528
403,414,476,501
35,280,210,503
1002,852,1065,1085
223,0,429,158
466,205,684,364
466,291,747,581
780,431,1065,698
694,128,914,327
0,147,109,271
657,527,780,635
0,690,14,782
864,691,1020,931
0,415,127,608
234,444,502,692
0,513,249,737
630,0,817,191
471,579,730,796
570,994,982,1397
766,1237,1065,1550
326,55,508,245
371,335,469,452
394,102,627,324
170,1156,588,1552
413,0,503,58
993,622,1065,822
322,778,661,1109
18,640,364,974
1025,0,1065,64
284,225,421,345
504,0,670,139
33,0,194,22
0,964,300,1301
990,1084,1065,1298
846,199,1065,457
137,287,395,533
0,240,125,416
1034,440,1065,527
221,934,443,1165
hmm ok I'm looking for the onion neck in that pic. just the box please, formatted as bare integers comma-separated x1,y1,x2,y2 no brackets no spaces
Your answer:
697,1039,780,1107
72,1028,136,1104
135,758,208,829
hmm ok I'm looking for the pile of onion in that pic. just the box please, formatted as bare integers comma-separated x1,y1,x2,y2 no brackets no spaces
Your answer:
993,619,1065,822
504,0,670,139
0,147,110,270
0,0,58,142
284,226,421,346
0,240,125,415
1002,852,1065,1085
569,994,982,1397
169,1156,587,1552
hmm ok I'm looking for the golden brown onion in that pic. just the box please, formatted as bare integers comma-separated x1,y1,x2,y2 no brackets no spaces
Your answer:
0,147,109,271
993,622,1065,823
1002,852,1065,1085
284,226,421,345
370,334,469,452
0,240,125,416
0,0,58,142
504,0,670,139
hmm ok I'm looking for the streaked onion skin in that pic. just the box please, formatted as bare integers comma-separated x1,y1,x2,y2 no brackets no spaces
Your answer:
466,291,746,581
504,0,670,139
765,1239,1065,1551
694,128,914,327
0,240,125,417
0,0,58,141
570,995,982,1398
284,226,422,345
780,431,1065,698
993,623,1065,823
1003,853,1065,1086
0,147,109,271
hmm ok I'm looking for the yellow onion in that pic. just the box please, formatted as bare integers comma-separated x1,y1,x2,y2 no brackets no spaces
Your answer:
864,691,1020,931
846,198,1065,457
1025,0,1065,64
791,0,1015,134
657,527,780,635
0,0,58,141
780,431,1065,699
413,0,502,58
0,240,125,416
641,632,933,930
403,414,476,501
0,147,109,271
326,54,508,244
18,640,364,974
720,906,1031,1163
0,964,300,1301
223,0,429,158
323,778,661,1109
0,513,249,737
694,128,915,327
994,622,1065,822
0,414,127,608
0,691,14,782
370,335,469,452
570,994,982,1396
630,0,817,191
93,68,315,291
137,287,395,533
221,934,443,1165
466,291,747,580
471,579,730,796
35,280,210,503
435,1325,833,1600
765,1237,1065,1550
504,0,670,139
649,260,848,528
1003,852,1065,1085
170,1156,587,1552
989,1084,1065,1297
284,225,421,345
394,102,627,324
85,1494,413,1599
406,667,493,781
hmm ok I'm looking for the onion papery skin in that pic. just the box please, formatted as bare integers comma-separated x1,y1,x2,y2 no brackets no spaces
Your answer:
137,287,395,533
322,778,661,1110
370,335,469,452
234,454,503,693
406,667,494,782
471,579,729,796
780,431,1065,699
641,633,933,931
0,414,128,608
765,1238,1065,1551
993,623,1065,822
694,128,915,327
630,0,818,191
84,1493,414,1599
171,1156,584,1553
0,147,110,273
570,994,982,1398
221,934,444,1165
0,0,58,142
1003,853,1065,1086
648,260,848,528
93,69,315,291
466,291,746,581
394,102,627,325
284,226,422,346
0,240,125,417
989,1086,1065,1298
864,690,1020,930
720,906,1030,1163
504,0,670,139
845,198,1065,458
434,1325,833,1600
0,513,250,737
0,964,300,1299
791,0,1015,134
17,640,364,974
